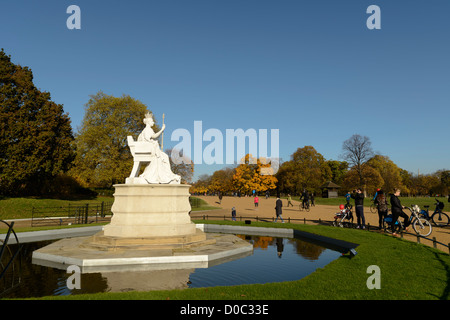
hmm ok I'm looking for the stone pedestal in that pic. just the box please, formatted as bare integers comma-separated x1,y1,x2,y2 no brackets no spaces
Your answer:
103,184,197,238
32,184,253,275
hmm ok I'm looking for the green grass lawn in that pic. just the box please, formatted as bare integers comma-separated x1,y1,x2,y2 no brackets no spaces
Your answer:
25,220,450,300
0,196,114,220
190,197,222,212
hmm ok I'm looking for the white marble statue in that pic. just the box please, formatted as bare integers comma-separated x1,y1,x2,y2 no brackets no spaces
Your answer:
126,113,181,184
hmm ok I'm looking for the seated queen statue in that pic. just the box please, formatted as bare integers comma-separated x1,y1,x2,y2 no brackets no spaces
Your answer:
126,113,181,184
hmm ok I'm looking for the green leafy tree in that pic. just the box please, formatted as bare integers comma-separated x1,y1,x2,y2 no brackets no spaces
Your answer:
276,146,331,195
208,167,235,194
0,49,74,196
325,160,348,185
366,155,404,194
70,92,158,187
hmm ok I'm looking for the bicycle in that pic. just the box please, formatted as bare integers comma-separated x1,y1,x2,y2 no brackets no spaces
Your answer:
299,200,310,212
383,205,432,237
418,198,449,227
370,199,377,213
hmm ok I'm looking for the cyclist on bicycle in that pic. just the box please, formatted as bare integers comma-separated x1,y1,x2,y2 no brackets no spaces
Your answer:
390,188,410,236
300,189,310,210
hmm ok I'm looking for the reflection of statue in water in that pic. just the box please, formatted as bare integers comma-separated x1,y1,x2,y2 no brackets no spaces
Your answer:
127,113,180,184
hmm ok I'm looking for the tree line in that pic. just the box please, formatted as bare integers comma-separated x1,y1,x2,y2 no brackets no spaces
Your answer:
1,49,448,197
192,140,449,197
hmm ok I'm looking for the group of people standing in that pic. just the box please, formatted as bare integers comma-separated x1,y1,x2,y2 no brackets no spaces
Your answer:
346,188,410,236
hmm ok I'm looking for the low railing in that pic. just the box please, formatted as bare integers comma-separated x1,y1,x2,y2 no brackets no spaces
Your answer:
0,220,22,296
31,202,113,227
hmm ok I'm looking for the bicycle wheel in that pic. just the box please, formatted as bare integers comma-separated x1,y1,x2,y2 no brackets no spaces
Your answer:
370,204,377,213
383,220,393,234
413,218,432,237
431,212,450,227
333,220,342,227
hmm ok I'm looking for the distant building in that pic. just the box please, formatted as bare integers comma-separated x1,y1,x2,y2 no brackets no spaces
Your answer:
320,181,341,198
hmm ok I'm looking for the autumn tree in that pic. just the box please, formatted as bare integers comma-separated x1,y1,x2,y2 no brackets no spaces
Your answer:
70,92,157,187
209,167,235,194
341,164,383,194
232,154,277,194
410,173,441,196
435,170,450,195
399,169,414,195
190,174,211,194
391,168,447,196
0,49,75,196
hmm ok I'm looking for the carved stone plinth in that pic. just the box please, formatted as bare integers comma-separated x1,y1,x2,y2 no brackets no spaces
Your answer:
103,184,196,238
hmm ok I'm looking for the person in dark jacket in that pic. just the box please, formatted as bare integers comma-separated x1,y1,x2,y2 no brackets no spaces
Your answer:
375,190,389,229
351,188,365,229
390,188,410,236
231,207,236,221
274,198,284,223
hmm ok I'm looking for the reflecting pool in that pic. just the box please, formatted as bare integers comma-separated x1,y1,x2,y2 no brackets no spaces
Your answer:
1,234,341,298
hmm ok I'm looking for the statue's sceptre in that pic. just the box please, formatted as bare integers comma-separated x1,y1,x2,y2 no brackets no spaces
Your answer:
161,113,165,151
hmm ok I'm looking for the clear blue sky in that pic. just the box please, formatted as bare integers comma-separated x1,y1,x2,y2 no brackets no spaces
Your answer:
1,0,449,180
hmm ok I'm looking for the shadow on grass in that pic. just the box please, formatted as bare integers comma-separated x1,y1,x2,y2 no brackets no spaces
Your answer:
427,248,450,300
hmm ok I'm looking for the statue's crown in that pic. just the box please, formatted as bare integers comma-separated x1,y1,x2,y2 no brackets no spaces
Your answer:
144,112,153,119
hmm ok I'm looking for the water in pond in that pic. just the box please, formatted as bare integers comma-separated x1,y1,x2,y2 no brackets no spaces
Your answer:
1,235,341,298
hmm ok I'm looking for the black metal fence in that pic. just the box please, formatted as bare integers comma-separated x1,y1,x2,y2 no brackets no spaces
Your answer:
32,198,201,227
31,201,113,227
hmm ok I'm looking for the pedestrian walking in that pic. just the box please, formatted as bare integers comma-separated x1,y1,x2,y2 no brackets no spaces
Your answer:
274,197,284,223
287,194,294,207
231,207,236,221
254,195,259,208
